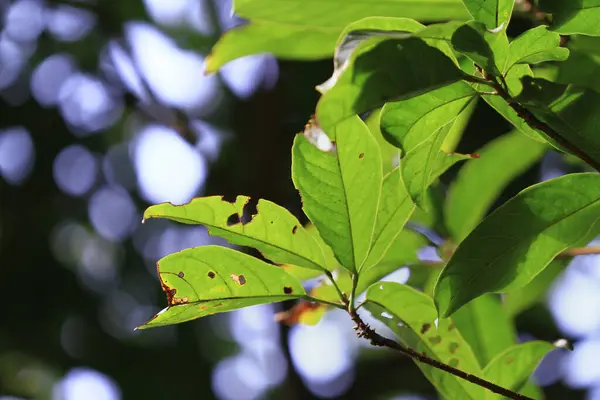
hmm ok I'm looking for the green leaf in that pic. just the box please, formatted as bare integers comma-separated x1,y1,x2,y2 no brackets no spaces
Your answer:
365,108,399,173
361,167,416,271
504,26,569,75
357,229,428,293
366,282,483,398
542,50,600,94
316,35,465,132
503,258,569,318
538,0,600,36
381,81,478,204
483,341,557,399
143,195,329,272
445,130,548,242
442,97,478,152
435,172,600,317
452,294,516,366
205,22,338,73
292,116,382,272
235,0,471,27
137,246,305,329
451,21,509,76
516,77,600,167
460,0,515,30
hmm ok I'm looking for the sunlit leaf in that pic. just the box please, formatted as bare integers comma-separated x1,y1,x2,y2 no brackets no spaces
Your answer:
366,282,484,398
504,26,569,75
292,116,382,272
435,173,600,317
538,0,600,36
445,130,548,242
483,341,558,399
235,0,471,27
361,167,416,271
143,196,329,271
452,294,516,366
365,108,399,173
460,0,515,30
205,22,338,72
138,246,305,329
451,21,509,76
381,81,478,204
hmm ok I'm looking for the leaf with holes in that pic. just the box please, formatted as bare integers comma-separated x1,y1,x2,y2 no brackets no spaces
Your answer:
483,341,558,399
143,195,329,272
137,246,306,329
445,130,548,242
292,116,382,272
503,26,569,75
452,295,516,366
381,80,478,204
435,173,600,317
366,282,484,398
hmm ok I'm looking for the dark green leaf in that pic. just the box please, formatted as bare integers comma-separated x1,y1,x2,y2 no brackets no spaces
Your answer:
143,196,329,271
516,77,600,167
460,0,515,30
483,341,558,399
445,130,548,242
366,282,484,398
504,26,569,74
451,21,509,76
538,0,600,36
452,294,516,366
316,37,464,132
137,246,305,329
381,81,478,204
292,116,382,272
435,173,600,317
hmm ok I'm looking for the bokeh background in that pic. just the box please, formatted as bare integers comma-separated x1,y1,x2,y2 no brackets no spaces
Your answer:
1,1,600,399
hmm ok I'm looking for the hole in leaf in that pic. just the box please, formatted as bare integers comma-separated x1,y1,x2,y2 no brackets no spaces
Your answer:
207,271,216,279
420,323,431,335
449,343,459,354
227,213,241,226
292,225,298,234
241,198,259,225
178,271,184,278
221,194,237,204
231,273,247,286
381,311,393,319
359,152,364,159
447,322,456,331
428,335,442,345
283,286,293,294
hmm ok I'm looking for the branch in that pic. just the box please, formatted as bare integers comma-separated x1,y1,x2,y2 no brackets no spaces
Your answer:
347,309,533,400
478,69,600,172
558,245,600,258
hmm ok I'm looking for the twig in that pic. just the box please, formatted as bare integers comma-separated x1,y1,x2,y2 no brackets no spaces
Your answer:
558,245,600,258
347,308,532,400
479,70,600,172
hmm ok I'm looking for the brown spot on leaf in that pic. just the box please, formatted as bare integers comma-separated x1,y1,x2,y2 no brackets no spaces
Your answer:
231,273,247,285
449,343,459,354
207,271,216,279
283,286,293,294
449,358,459,367
227,213,241,226
420,323,431,335
178,271,184,278
359,153,364,159
428,335,442,345
292,225,298,234
447,322,456,331
504,355,517,364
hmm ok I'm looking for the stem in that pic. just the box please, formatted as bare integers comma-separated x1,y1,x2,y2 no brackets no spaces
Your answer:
347,308,532,400
301,295,346,310
558,245,600,258
325,270,347,304
348,272,359,312
477,67,600,172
